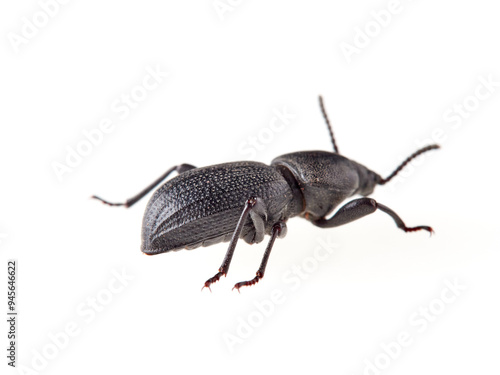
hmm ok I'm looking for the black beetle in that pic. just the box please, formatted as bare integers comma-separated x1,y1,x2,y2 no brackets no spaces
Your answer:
93,96,439,291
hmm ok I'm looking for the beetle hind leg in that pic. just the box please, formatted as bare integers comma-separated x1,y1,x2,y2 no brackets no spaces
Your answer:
233,221,287,292
92,163,196,208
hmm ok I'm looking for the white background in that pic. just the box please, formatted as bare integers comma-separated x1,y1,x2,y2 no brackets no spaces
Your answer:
1,1,499,374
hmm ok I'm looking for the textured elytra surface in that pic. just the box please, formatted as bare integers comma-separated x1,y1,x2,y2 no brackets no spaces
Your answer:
141,161,301,254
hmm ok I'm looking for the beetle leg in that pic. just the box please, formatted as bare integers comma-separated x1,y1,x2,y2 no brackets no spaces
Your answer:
233,221,287,292
312,198,433,234
242,202,267,244
92,163,196,208
202,197,266,291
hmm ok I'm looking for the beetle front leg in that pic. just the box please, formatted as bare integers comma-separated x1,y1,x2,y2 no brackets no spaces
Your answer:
92,163,196,208
202,197,266,291
233,221,287,292
312,198,433,234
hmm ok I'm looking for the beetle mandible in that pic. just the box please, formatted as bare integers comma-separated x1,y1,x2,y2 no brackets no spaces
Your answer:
93,96,439,291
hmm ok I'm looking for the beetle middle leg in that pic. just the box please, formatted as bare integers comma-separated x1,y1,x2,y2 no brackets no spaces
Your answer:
233,221,287,292
202,197,267,291
312,198,433,234
92,163,196,208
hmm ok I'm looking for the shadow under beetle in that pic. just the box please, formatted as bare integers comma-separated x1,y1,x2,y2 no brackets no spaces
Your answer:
93,97,439,291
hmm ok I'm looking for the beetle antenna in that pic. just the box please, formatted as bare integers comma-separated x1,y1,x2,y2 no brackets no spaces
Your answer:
318,95,339,154
378,144,440,185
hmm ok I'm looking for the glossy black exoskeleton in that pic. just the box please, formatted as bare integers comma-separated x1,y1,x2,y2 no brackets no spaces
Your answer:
93,97,439,291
